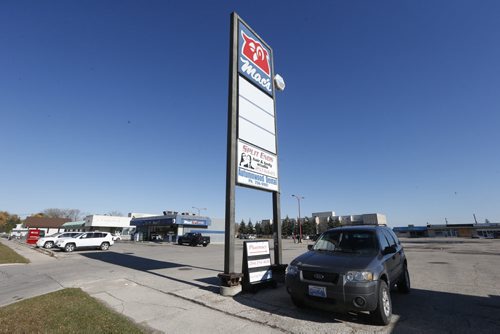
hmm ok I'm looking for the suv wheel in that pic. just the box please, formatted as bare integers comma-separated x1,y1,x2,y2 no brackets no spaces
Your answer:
65,243,75,252
370,280,392,325
44,241,54,249
100,242,110,251
397,265,411,294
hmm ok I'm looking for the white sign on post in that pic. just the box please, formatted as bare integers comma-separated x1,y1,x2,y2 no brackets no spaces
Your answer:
237,140,278,191
236,19,279,193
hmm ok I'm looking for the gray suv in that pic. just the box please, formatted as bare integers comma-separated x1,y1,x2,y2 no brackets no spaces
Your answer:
285,225,410,325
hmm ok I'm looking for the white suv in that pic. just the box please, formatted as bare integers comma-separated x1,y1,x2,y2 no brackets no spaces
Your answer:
56,232,114,252
36,232,81,249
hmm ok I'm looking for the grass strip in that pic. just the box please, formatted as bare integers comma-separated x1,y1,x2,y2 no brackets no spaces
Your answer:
0,242,29,264
0,288,146,334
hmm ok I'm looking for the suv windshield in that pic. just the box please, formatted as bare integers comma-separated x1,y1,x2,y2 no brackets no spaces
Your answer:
313,230,378,254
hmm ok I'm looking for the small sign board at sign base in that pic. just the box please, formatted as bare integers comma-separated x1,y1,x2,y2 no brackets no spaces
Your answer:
242,240,275,290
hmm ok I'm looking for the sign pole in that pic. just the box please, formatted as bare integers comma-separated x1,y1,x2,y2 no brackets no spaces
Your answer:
219,12,243,295
272,192,282,264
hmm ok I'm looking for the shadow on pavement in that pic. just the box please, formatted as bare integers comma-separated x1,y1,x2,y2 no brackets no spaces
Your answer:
80,252,219,293
390,288,500,333
233,285,500,332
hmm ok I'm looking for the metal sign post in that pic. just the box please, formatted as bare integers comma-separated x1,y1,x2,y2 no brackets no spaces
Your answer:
218,13,242,296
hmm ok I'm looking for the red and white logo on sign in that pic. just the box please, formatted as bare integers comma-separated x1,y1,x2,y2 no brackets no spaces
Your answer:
241,31,270,76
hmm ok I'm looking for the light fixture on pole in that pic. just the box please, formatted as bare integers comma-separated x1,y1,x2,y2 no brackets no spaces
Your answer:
192,206,207,216
292,194,304,243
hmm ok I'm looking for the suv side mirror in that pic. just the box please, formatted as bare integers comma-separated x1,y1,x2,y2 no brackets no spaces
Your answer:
382,245,396,255
307,245,314,251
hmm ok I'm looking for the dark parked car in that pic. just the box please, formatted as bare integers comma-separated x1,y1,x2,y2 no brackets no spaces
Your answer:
309,233,321,241
285,225,410,325
177,232,210,247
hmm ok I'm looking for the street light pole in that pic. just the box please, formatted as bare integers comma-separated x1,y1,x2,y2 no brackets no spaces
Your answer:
292,194,304,243
192,207,207,216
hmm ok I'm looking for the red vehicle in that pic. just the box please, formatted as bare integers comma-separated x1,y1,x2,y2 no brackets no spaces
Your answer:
26,229,45,245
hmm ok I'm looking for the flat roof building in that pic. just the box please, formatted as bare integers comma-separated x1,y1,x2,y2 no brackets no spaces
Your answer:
131,212,225,243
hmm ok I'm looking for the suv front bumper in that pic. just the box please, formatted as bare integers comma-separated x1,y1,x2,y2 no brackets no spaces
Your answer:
285,272,378,312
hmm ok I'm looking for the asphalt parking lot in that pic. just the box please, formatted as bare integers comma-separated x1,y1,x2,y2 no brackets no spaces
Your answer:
3,237,500,333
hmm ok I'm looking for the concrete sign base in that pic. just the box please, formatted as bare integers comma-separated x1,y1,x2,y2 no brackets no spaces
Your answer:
220,285,242,297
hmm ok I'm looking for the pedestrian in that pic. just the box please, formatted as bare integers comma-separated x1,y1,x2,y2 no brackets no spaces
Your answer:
292,233,296,243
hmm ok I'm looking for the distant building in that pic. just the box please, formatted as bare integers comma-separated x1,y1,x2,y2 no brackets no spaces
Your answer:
312,211,335,225
10,223,29,238
393,225,428,238
62,221,85,232
311,212,386,226
83,215,131,233
392,222,500,238
24,216,69,235
338,214,387,225
131,212,225,243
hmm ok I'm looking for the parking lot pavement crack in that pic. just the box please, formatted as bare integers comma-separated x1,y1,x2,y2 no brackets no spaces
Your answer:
135,301,189,312
101,291,125,314
0,270,12,280
44,273,64,289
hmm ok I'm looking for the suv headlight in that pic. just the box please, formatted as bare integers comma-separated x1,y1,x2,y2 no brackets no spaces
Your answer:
345,271,373,282
286,264,299,276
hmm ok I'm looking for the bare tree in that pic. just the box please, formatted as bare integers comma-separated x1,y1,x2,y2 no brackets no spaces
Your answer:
107,211,124,217
66,209,81,222
42,208,81,221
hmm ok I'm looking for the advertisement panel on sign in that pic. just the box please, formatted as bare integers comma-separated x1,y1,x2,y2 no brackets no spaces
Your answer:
238,23,273,96
246,240,270,256
237,140,278,191
249,270,272,283
247,258,272,269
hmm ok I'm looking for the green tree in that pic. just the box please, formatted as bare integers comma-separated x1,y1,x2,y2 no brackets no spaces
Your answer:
238,219,247,235
329,216,341,228
281,216,292,236
302,217,316,236
262,220,272,235
254,222,262,235
247,221,254,234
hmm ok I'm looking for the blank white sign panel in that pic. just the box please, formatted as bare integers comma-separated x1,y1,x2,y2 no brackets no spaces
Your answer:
238,76,276,154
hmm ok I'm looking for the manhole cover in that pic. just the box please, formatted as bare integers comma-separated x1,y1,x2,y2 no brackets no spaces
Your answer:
178,267,193,271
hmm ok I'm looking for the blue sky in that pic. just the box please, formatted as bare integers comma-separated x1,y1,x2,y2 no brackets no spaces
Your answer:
1,1,499,226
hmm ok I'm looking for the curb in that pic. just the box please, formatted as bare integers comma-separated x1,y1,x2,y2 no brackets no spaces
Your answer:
10,239,58,258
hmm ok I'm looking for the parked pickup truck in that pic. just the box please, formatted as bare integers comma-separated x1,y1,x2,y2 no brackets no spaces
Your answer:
177,233,210,247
